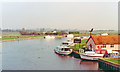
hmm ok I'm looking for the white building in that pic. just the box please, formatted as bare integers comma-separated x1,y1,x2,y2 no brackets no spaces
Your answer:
101,33,108,36
67,34,74,39
86,35,120,52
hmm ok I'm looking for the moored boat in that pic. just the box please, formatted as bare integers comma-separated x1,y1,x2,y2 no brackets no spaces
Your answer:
67,34,74,39
44,35,55,39
54,45,73,55
80,49,108,61
62,39,73,46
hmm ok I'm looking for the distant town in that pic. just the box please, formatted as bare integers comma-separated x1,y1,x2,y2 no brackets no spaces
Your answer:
0,28,118,36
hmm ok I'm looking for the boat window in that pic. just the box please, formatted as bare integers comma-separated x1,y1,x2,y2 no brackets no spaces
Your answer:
96,51,100,54
65,48,70,51
61,48,64,51
63,44,68,45
110,44,114,48
101,51,106,54
87,53,94,55
103,44,106,48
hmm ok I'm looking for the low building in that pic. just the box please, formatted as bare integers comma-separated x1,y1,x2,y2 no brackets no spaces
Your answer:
86,35,120,52
101,33,108,36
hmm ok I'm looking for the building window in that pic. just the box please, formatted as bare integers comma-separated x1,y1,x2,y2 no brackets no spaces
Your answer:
110,44,114,48
103,44,106,48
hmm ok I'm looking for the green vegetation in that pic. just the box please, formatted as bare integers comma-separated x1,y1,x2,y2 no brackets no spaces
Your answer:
1,31,118,42
1,35,64,41
69,31,80,34
106,59,120,64
70,39,88,50
74,32,118,36
1,35,44,41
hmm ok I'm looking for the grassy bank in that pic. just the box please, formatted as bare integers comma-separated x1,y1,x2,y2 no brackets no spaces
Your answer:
70,39,88,50
1,35,44,41
101,57,120,65
73,32,118,36
0,35,64,42
106,59,120,64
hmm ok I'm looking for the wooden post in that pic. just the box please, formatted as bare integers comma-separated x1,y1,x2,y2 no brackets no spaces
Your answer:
75,43,76,49
79,43,80,48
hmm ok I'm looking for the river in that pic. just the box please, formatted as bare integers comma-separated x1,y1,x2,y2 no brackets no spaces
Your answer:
2,37,98,70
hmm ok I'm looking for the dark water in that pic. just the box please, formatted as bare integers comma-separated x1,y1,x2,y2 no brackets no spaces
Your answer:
2,37,98,70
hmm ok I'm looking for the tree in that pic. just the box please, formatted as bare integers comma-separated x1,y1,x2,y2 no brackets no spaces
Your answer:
69,31,80,34
20,28,27,35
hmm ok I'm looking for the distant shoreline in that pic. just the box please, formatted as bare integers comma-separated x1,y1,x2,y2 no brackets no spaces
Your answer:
0,37,44,42
0,35,64,42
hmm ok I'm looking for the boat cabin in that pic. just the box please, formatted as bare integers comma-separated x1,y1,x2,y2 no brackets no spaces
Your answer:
95,49,108,54
62,39,73,46
85,51,95,55
62,42,69,45
56,45,71,51
112,51,119,55
61,48,71,51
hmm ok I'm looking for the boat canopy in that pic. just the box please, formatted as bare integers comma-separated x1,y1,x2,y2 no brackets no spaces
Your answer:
85,51,95,54
112,51,119,54
57,45,70,49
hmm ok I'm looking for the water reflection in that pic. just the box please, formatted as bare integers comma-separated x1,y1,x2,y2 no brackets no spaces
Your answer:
0,43,2,71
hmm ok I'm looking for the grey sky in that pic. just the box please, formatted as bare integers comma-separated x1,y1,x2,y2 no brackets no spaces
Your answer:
2,2,118,30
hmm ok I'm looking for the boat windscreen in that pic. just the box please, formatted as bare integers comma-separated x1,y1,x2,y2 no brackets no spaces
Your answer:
64,48,70,51
62,43,69,45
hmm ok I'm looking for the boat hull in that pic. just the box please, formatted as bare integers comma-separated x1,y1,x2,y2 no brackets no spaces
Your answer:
54,49,72,55
80,54,103,61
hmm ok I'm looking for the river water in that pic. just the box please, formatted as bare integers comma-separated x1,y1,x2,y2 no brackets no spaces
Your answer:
2,37,98,70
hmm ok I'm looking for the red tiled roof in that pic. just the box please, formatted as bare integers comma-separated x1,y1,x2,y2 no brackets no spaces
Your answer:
88,35,120,45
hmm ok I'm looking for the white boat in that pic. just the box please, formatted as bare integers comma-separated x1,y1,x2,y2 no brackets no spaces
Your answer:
80,51,104,60
54,45,73,55
62,39,73,46
80,49,108,61
67,34,74,39
44,35,55,39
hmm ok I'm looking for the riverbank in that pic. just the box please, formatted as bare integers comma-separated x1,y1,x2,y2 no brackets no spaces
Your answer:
98,57,120,71
101,57,120,65
0,35,64,42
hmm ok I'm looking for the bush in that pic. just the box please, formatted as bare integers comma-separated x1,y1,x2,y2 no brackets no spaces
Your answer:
69,31,80,34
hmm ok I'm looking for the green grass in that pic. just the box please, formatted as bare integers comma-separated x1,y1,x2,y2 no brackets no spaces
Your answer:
106,59,120,64
1,35,63,41
1,35,45,41
73,32,118,36
119,52,120,54
70,39,88,50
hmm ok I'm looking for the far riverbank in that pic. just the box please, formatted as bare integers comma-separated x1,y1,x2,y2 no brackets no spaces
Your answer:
0,35,64,42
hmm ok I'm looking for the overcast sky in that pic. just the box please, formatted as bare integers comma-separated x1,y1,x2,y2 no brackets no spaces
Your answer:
2,1,118,30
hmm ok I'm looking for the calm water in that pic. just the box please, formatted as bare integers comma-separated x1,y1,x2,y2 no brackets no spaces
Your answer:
2,37,98,70
0,43,2,71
